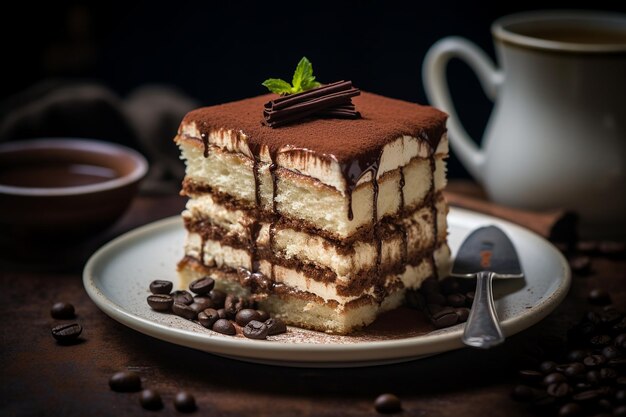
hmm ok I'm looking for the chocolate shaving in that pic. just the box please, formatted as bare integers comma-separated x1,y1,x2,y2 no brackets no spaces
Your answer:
263,80,361,128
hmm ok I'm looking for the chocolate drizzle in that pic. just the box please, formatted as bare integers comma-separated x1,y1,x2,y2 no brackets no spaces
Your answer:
428,156,439,279
263,81,361,128
201,132,209,158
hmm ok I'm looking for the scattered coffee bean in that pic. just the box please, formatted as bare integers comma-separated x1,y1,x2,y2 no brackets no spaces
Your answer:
51,323,82,343
174,391,196,413
209,289,227,308
257,310,270,322
511,385,535,402
171,290,193,305
50,302,75,319
584,354,607,368
426,292,446,306
265,318,287,335
216,308,227,319
431,306,459,329
564,363,586,377
590,334,612,347
420,278,439,294
140,389,163,410
149,280,173,295
616,334,626,348
519,369,543,382
236,309,261,326
374,393,402,413
193,295,213,309
172,302,197,320
446,293,466,307
540,361,559,374
109,371,141,392
544,372,567,385
588,289,611,306
598,241,625,257
198,308,219,329
600,367,618,380
189,276,215,295
572,389,600,402
567,350,588,362
616,389,626,403
587,370,602,385
569,256,591,275
147,294,173,312
212,318,236,335
601,345,620,360
455,307,470,322
243,320,269,340
189,302,209,315
224,295,246,319
547,382,572,398
615,405,626,417
558,402,582,417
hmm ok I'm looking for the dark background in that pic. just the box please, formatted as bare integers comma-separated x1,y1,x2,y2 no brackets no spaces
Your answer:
1,1,625,180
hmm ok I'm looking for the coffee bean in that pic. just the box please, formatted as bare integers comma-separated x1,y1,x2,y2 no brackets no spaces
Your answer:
565,363,586,377
616,334,626,348
587,370,602,384
600,309,622,324
256,310,270,322
600,367,618,380
149,280,172,295
174,391,196,413
519,369,543,382
568,350,589,362
147,294,173,312
590,334,612,347
584,355,607,368
569,256,591,275
212,319,236,335
172,302,197,320
265,318,287,335
140,389,163,410
447,293,466,307
598,398,612,412
209,289,227,308
540,361,559,374
440,278,461,295
193,295,213,309
602,346,621,359
109,371,141,392
598,241,625,257
198,308,219,329
588,289,611,306
171,290,193,305
558,402,582,417
615,405,626,417
216,308,227,319
243,320,269,340
431,307,458,329
574,382,592,391
426,292,446,306
374,393,402,413
189,276,215,295
189,302,208,315
235,309,260,326
224,295,246,319
614,318,626,334
51,323,82,343
616,389,626,404
511,385,535,402
455,307,470,322
547,382,572,398
420,278,439,295
50,302,75,319
572,389,600,402
544,372,567,385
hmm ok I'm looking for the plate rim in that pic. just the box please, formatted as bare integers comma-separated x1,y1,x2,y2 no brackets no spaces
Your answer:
83,207,571,364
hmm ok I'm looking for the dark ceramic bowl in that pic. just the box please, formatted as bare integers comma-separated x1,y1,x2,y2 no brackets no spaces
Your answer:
0,138,148,246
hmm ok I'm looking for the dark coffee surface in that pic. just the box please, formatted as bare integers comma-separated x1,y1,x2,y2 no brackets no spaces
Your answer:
1,190,624,417
0,163,117,188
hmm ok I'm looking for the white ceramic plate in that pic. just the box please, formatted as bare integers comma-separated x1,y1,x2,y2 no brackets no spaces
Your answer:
83,207,570,367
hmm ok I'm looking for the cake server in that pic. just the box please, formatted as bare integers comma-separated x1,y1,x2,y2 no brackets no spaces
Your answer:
452,225,524,349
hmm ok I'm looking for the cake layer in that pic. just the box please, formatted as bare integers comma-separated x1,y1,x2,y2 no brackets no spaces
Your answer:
178,92,448,195
182,195,448,280
179,137,447,239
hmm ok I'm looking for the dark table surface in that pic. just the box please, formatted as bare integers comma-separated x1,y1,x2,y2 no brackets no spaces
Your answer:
1,187,625,417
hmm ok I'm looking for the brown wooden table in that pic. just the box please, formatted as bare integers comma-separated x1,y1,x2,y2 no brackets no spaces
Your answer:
1,186,624,417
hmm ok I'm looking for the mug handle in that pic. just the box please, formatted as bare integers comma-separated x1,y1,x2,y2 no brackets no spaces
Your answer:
422,37,503,182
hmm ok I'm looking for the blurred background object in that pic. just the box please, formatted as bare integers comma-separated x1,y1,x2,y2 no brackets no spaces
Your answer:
1,1,624,192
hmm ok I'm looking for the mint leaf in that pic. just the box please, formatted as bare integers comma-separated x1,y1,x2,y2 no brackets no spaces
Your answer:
262,78,293,95
262,57,321,95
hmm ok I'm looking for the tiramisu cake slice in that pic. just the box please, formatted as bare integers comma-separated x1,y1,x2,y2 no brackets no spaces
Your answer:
175,89,450,334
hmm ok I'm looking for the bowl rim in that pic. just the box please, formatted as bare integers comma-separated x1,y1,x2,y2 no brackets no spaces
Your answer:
0,138,149,196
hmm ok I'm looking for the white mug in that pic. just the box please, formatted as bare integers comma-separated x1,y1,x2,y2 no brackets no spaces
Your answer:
423,11,626,239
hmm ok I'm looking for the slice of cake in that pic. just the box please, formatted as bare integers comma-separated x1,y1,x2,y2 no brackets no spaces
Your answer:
174,91,450,334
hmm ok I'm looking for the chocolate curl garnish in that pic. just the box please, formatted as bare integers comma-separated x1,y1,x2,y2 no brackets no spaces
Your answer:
263,81,361,128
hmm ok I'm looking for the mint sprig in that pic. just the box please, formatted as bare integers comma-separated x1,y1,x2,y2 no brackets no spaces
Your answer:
262,57,321,95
